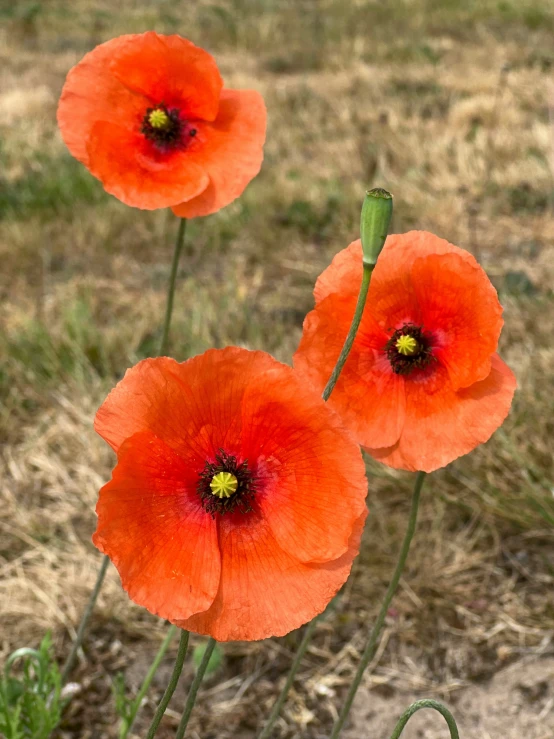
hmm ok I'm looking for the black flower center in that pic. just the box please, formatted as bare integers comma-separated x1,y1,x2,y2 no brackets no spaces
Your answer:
385,323,435,375
141,104,198,151
197,450,257,517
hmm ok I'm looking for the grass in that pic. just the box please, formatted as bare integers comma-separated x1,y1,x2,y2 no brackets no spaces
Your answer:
1,0,554,736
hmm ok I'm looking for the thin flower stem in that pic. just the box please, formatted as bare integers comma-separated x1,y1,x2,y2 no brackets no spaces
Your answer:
322,263,373,401
63,217,188,684
145,630,190,739
61,554,110,683
329,471,426,739
389,699,460,739
258,617,319,739
258,261,374,736
120,625,177,739
175,637,217,739
159,217,187,356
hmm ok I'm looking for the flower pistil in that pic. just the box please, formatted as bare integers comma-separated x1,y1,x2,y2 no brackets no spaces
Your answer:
210,471,238,498
395,334,419,356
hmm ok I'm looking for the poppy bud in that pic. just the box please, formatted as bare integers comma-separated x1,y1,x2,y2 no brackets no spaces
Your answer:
360,187,393,267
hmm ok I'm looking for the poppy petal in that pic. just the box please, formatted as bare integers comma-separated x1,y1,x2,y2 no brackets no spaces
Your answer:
57,35,147,166
366,354,516,472
95,357,188,453
315,232,481,328
93,432,220,621
171,89,267,219
86,121,210,209
377,230,477,275
313,231,470,304
314,239,363,304
94,350,279,455
110,32,223,121
175,508,366,641
411,252,503,389
294,295,406,449
315,238,422,329
238,365,368,564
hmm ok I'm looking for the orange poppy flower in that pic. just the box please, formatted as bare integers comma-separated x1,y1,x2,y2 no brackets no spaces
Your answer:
57,32,266,215
93,348,368,641
294,231,516,473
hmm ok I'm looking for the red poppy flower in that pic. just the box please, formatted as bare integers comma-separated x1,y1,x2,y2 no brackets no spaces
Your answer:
294,231,516,473
57,32,266,215
93,348,368,641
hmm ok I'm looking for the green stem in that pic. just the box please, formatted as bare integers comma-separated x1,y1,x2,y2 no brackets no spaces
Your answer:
258,262,374,737
329,471,426,739
145,630,190,739
258,617,319,739
120,625,177,738
62,220,187,687
159,217,187,356
61,554,110,683
389,699,460,739
175,637,217,739
322,263,373,401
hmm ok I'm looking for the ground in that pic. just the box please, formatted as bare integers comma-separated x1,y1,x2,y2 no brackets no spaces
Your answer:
1,0,554,737
346,657,554,739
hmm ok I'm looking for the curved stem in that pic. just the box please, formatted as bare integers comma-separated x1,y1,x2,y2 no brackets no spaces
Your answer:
322,263,373,401
159,217,187,356
389,699,460,739
258,261,374,736
145,630,190,739
329,471,426,739
62,219,187,687
120,625,177,738
175,637,217,739
61,554,110,683
258,617,319,739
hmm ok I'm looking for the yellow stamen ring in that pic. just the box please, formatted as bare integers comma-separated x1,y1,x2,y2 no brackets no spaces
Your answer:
395,334,419,356
148,108,171,129
210,471,238,499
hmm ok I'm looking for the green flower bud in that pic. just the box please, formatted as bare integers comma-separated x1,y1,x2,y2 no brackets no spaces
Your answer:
360,188,393,267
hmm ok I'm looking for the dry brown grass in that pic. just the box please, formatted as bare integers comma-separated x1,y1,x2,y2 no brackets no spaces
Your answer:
1,0,554,736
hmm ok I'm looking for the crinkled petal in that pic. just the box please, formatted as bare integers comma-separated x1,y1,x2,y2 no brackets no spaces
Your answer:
294,294,405,449
110,32,223,120
315,232,480,328
86,121,210,209
94,351,275,456
366,354,516,472
375,230,476,276
238,363,367,563
411,251,503,389
172,90,267,218
174,509,366,641
57,34,148,166
93,432,220,621
314,239,363,303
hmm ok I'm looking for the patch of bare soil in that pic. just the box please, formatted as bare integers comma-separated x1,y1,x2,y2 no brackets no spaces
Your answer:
345,658,554,739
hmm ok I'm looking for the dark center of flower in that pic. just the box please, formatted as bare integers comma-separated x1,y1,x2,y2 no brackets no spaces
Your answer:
385,323,435,375
197,449,257,517
141,104,198,150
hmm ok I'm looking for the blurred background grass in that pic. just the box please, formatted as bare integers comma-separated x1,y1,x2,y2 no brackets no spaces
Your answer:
1,0,554,737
